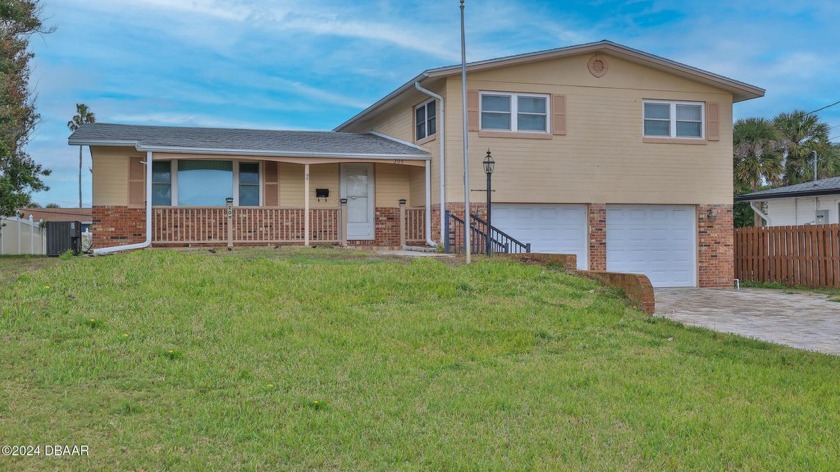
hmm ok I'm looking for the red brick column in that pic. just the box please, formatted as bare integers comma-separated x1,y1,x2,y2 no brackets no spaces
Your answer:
92,206,146,249
698,204,734,287
588,204,606,271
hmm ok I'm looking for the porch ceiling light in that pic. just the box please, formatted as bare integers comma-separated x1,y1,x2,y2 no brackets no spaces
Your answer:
483,149,495,175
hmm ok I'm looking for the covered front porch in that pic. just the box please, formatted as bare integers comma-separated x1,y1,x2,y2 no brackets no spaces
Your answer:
152,204,427,247
148,157,429,248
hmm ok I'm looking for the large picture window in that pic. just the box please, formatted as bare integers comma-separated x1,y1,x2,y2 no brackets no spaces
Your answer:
480,92,549,133
643,100,704,138
177,160,233,206
415,99,437,141
152,161,172,206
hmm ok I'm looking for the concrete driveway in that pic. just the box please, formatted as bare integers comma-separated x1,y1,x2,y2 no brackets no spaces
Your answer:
655,288,840,355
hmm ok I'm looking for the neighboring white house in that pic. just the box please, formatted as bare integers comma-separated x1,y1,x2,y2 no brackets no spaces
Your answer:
737,176,840,226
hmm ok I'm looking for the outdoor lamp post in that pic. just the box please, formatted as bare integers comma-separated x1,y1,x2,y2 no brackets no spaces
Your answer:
483,149,495,256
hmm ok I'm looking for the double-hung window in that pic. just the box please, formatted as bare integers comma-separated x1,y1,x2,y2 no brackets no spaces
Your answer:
238,162,260,206
415,99,437,141
480,92,549,133
152,161,172,206
643,100,704,139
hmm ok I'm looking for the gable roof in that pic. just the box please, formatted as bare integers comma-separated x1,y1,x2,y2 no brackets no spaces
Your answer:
68,123,430,160
736,177,840,201
335,40,765,131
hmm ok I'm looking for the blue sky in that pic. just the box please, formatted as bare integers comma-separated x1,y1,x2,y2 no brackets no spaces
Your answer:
27,0,840,206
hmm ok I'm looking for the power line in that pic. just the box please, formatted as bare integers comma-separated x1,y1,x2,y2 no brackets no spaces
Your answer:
807,100,840,115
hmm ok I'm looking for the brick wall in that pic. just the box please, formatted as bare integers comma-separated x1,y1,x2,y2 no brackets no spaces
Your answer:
92,206,145,248
698,203,734,288
588,204,606,271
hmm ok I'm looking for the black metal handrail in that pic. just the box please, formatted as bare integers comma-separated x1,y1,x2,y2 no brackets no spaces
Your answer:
444,211,531,255
469,213,530,254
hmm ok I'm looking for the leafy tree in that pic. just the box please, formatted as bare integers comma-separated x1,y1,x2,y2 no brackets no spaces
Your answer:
67,104,96,208
773,110,830,185
45,202,59,208
0,0,53,215
733,118,782,192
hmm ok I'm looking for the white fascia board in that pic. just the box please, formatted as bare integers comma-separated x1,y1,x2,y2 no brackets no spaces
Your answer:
67,139,139,147
135,145,431,160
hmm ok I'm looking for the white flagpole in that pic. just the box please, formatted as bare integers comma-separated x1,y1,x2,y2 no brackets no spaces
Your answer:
460,0,471,263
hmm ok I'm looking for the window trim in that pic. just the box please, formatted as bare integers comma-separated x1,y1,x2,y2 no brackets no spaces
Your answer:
151,159,263,207
479,91,550,134
236,161,262,207
414,98,437,142
643,99,705,140
151,160,173,206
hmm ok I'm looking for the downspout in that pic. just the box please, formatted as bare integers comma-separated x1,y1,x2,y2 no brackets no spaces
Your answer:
414,81,445,246
750,201,770,226
93,150,153,255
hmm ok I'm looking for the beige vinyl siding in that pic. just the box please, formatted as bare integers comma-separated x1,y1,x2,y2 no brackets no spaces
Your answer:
374,164,411,207
278,163,339,208
408,166,426,207
91,146,134,206
341,85,443,209
442,53,734,205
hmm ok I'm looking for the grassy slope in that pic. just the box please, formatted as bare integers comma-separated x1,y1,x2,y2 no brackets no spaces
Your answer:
1,248,838,470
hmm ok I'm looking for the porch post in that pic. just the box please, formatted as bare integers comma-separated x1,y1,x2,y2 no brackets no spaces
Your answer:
399,199,407,249
340,198,348,247
304,164,310,246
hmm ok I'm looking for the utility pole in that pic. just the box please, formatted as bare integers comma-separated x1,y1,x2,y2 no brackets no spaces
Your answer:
460,0,471,263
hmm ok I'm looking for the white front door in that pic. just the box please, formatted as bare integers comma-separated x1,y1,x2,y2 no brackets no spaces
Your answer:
341,164,375,240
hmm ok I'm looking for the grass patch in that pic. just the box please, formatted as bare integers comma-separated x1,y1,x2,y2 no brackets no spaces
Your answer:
741,280,840,302
1,247,839,470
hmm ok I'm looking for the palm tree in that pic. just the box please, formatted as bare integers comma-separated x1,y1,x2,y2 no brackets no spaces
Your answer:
67,104,96,208
733,118,782,192
772,110,830,185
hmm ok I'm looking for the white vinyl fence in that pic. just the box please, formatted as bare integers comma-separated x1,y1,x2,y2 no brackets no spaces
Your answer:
0,216,47,255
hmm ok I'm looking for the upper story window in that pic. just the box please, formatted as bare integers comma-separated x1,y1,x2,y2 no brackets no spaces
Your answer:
152,161,172,206
415,99,437,141
480,92,549,133
643,100,704,139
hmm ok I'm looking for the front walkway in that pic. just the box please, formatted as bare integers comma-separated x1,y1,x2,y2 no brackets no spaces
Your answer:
655,288,840,355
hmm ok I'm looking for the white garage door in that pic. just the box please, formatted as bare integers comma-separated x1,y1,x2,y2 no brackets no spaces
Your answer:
492,204,588,269
607,205,696,287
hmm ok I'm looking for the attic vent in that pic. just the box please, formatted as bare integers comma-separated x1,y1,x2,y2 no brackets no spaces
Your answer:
588,54,609,78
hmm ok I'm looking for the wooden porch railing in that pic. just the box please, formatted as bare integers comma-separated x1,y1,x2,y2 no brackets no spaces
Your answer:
153,207,341,244
735,224,840,288
405,208,426,243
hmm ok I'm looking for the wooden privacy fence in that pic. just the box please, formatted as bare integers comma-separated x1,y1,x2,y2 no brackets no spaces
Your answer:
0,216,47,255
735,224,840,288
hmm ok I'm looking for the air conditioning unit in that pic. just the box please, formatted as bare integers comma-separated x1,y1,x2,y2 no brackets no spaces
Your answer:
46,221,82,256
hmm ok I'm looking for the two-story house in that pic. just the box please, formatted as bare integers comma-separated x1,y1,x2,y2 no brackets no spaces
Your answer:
69,40,764,287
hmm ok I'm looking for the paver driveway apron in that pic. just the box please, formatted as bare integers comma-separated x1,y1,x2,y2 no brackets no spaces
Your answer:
655,288,840,355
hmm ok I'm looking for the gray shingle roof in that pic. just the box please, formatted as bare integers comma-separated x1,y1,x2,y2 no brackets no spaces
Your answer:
736,177,840,201
68,123,429,159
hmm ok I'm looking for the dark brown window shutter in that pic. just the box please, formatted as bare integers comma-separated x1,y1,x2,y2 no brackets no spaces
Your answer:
467,90,479,131
553,95,567,136
128,156,145,207
706,102,720,141
264,161,279,207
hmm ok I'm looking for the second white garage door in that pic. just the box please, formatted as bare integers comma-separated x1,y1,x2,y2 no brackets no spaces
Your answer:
606,205,696,287
492,204,588,269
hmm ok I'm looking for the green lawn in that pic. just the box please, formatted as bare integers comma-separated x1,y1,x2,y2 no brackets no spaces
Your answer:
1,248,838,470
